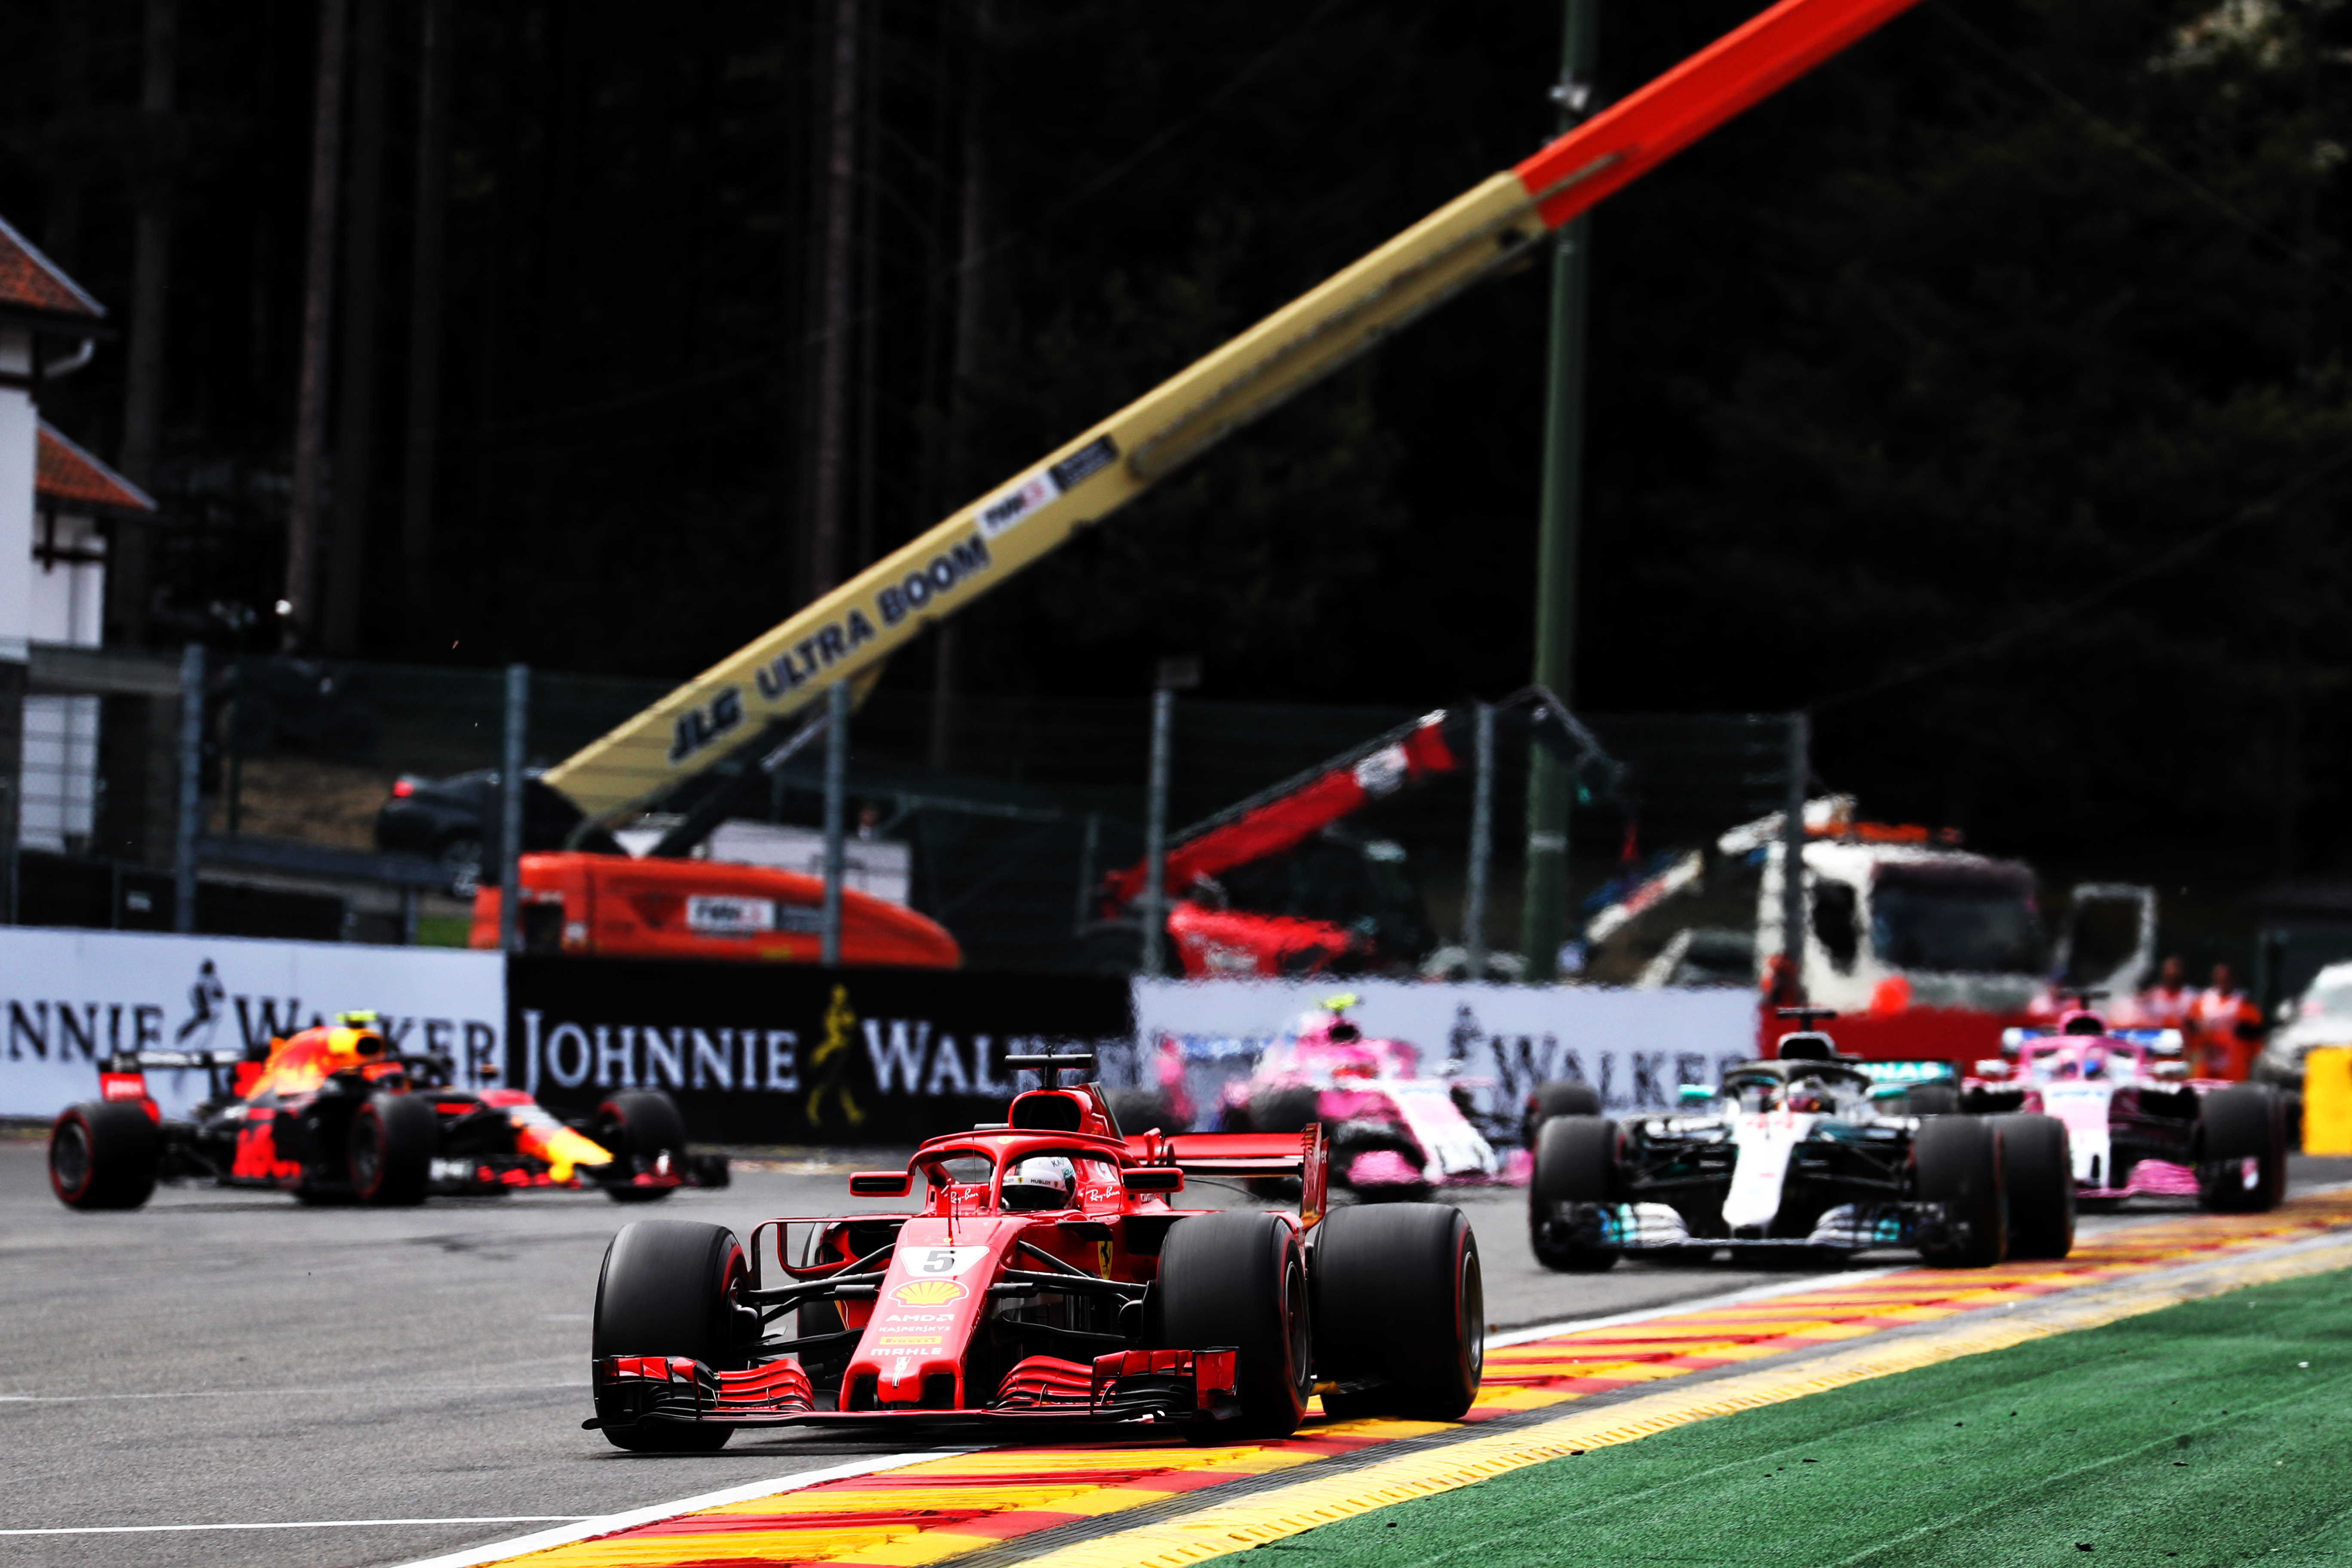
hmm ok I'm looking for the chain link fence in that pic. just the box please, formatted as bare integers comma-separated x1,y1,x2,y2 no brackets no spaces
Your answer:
12,642,1797,971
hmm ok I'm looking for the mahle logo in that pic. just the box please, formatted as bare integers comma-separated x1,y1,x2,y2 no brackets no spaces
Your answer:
891,1279,967,1306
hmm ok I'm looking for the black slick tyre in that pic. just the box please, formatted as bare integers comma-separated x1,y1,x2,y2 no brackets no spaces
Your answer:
1522,1080,1602,1148
1905,1084,1960,1118
1158,1210,1312,1439
1529,1115,1620,1273
1313,1204,1483,1421
49,1101,159,1211
350,1093,435,1205
1914,1116,2006,1268
1246,1086,1321,1136
594,1090,688,1203
1991,1113,2073,1260
592,1220,747,1452
2198,1084,2287,1213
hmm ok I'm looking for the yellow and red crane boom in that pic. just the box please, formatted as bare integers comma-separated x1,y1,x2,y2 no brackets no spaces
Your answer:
542,0,1923,825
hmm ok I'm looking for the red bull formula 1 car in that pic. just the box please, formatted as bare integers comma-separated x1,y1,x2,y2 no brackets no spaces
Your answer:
48,1013,727,1209
588,1054,1483,1450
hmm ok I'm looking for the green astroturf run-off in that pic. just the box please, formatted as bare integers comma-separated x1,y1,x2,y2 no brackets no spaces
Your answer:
1259,1270,2352,1568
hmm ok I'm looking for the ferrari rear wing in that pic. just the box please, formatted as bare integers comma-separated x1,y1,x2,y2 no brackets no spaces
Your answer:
1147,1125,1330,1226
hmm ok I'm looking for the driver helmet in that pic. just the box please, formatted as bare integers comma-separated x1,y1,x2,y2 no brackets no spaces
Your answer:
1001,1155,1078,1212
1786,1081,1833,1113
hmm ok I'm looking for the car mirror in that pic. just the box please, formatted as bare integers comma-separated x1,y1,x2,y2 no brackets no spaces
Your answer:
1973,1059,2012,1080
1867,1084,1908,1101
847,1171,912,1197
1123,1168,1183,1194
2154,1061,2188,1080
2150,1030,2183,1057
1999,1027,2026,1059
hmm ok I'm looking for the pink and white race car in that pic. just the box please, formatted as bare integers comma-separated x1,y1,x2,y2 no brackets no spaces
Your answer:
1962,1004,2288,1210
1214,997,1525,1197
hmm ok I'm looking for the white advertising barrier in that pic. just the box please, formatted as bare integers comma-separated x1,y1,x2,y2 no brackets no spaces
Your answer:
1130,978,1760,1125
0,928,505,1119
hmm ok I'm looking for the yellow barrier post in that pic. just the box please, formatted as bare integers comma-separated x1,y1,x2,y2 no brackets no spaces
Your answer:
2302,1046,2352,1155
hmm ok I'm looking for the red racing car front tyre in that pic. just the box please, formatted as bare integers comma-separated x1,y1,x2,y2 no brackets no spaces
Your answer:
1158,1210,1312,1440
594,1090,687,1204
49,1101,159,1211
350,1093,435,1206
1314,1203,1484,1421
593,1220,747,1452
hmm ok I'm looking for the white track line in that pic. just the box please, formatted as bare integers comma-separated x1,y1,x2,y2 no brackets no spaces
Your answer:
1,1518,587,1537
390,1450,969,1568
0,1381,587,1403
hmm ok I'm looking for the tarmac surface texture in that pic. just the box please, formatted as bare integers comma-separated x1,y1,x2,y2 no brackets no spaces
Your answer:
3,1139,2346,1568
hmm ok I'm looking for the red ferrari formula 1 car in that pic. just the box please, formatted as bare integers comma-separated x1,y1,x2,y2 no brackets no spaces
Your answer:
588,1054,1484,1450
48,1013,728,1210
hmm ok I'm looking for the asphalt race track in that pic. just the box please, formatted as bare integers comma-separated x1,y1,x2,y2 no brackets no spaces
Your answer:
4,1134,2346,1568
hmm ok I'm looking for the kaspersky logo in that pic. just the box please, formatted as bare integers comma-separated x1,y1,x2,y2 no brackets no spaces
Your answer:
891,1280,967,1306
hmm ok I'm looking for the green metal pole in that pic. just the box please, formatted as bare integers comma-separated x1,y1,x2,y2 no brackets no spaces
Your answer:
1522,0,1599,983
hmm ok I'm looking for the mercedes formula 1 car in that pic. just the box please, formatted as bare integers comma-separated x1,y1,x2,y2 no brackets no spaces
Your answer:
48,1013,727,1210
1964,1000,2288,1211
1528,1011,2074,1271
587,1053,1483,1450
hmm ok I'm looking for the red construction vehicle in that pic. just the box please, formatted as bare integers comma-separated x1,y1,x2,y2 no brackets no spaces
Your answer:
1090,692,1608,978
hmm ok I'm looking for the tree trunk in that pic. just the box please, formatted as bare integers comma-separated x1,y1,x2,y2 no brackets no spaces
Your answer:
115,0,178,650
930,0,992,773
283,0,349,651
323,0,387,657
43,0,88,270
806,0,861,597
400,0,452,631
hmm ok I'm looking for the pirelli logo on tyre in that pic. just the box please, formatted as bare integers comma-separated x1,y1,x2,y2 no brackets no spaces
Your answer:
891,1279,968,1306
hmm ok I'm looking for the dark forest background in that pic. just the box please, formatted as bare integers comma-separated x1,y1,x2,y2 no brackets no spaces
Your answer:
2,0,2349,907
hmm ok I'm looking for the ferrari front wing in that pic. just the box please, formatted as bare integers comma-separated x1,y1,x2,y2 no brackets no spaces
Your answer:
588,1347,1240,1433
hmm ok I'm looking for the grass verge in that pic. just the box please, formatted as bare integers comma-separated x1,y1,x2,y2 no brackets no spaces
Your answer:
1256,1268,2352,1567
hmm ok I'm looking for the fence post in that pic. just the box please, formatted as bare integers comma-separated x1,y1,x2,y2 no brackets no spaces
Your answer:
821,680,850,966
498,663,528,954
1464,701,1494,979
1140,687,1175,975
1073,810,1102,937
1779,709,1809,998
174,642,204,933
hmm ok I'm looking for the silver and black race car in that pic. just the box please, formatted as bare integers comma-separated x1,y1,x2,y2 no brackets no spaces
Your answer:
1528,1012,2073,1271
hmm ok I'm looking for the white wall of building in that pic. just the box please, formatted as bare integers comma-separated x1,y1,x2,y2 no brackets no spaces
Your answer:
0,328,34,662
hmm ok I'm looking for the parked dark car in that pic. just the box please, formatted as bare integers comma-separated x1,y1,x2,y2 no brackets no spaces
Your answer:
375,769,619,893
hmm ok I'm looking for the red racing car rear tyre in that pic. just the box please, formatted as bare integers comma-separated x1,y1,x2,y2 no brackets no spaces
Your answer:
595,1090,687,1204
594,1220,748,1452
2199,1085,2287,1213
1991,1113,2073,1260
1916,1116,2007,1268
1313,1203,1484,1421
350,1093,435,1205
49,1101,159,1211
1158,1210,1312,1439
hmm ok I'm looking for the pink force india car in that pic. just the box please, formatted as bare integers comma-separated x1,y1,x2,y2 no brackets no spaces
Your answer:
1212,997,1526,1197
1962,999,2290,1211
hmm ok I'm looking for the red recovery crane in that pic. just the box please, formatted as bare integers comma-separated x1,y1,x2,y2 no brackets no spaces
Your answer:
496,0,1928,966
1097,692,1609,977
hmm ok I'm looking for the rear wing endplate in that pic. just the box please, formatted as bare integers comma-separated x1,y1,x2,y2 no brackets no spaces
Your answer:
1159,1126,1329,1227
